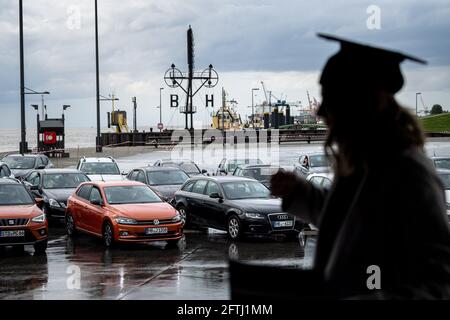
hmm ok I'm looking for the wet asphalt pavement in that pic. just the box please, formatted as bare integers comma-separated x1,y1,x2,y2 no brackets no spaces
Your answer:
0,141,448,300
0,227,313,300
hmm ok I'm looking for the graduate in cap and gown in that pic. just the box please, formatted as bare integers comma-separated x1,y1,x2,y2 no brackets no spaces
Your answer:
230,34,450,299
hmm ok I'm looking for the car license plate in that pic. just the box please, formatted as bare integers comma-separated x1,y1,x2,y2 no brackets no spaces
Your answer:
0,230,25,237
273,221,293,228
145,227,168,235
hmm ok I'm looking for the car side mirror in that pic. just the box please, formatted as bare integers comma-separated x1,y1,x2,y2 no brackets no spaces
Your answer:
121,171,128,176
219,169,227,175
35,197,44,209
37,165,46,170
201,169,208,174
209,192,223,199
90,199,104,206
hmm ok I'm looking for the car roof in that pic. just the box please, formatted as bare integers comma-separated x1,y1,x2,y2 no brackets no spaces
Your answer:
189,175,255,183
143,166,184,172
86,180,144,188
436,169,450,174
0,177,21,185
158,159,195,163
307,172,335,179
235,164,278,169
3,153,40,158
432,156,450,160
80,157,116,163
38,168,83,174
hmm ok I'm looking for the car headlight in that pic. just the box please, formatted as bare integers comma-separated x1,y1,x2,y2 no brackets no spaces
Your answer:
32,213,46,223
244,212,265,219
48,198,61,208
172,213,182,223
115,217,138,225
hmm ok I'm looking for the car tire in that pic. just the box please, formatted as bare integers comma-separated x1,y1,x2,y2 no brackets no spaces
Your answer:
102,221,115,248
34,240,47,254
66,213,77,237
177,204,192,228
227,215,242,240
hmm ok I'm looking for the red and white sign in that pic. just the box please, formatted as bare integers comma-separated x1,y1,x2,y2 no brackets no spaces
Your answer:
157,123,164,130
43,131,57,145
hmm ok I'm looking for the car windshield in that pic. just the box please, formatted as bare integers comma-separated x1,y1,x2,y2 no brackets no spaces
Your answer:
2,156,35,169
179,163,200,174
0,184,34,205
438,173,450,190
222,181,270,200
243,167,280,182
147,170,189,185
42,173,90,189
435,159,450,170
309,155,330,168
80,162,120,175
104,185,162,204
227,159,263,172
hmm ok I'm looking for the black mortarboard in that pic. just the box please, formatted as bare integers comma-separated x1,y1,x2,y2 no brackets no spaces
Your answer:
318,33,427,94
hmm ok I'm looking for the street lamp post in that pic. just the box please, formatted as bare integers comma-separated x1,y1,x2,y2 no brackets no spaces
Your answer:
251,88,259,128
159,87,164,132
19,0,26,153
415,92,422,116
95,0,101,152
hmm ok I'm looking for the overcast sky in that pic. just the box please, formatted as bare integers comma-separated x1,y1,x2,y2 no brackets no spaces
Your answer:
1,0,449,130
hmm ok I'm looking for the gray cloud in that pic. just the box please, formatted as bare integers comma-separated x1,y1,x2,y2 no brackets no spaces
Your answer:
1,0,449,129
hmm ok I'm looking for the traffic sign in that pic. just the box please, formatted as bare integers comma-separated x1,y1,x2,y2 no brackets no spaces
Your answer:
157,123,164,130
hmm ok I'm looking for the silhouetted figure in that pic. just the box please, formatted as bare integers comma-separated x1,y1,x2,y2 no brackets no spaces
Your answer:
230,34,450,299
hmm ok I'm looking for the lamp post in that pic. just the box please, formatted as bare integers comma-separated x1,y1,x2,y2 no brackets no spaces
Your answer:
251,88,259,128
95,0,101,152
159,87,164,132
19,0,26,153
416,92,421,116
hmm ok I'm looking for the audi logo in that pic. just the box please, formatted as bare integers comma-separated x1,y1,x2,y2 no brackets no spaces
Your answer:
277,215,289,220
8,220,15,225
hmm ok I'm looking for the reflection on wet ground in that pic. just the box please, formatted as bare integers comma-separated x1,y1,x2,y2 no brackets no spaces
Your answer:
0,228,315,300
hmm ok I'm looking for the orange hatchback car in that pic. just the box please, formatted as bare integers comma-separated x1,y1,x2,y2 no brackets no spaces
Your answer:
0,178,48,253
65,180,184,247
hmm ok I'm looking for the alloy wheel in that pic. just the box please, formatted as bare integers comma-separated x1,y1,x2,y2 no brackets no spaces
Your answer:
66,215,75,235
103,223,113,247
228,217,240,239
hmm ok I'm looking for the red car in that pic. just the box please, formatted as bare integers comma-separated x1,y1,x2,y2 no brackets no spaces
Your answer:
65,181,184,247
0,178,48,253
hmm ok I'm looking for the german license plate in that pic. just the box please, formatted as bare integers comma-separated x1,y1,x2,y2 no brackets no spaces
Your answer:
273,221,293,228
0,230,25,237
145,227,168,235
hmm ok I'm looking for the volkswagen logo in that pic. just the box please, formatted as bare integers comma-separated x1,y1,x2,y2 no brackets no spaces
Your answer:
153,219,160,225
277,215,289,220
8,219,15,226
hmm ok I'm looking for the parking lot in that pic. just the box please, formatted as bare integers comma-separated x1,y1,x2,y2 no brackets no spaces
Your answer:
0,227,313,300
0,141,449,299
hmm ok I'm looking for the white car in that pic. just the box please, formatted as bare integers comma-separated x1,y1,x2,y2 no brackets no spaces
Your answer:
436,169,450,222
76,157,124,182
306,172,334,190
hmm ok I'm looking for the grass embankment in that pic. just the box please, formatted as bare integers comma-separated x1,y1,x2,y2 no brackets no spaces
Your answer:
420,113,450,133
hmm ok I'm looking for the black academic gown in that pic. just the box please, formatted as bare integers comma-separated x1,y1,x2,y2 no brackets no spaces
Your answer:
229,148,450,299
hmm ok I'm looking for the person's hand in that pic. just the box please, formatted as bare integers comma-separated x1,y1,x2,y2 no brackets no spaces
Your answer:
271,171,305,198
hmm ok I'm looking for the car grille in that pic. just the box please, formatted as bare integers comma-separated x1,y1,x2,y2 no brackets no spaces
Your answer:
0,218,29,227
268,213,295,230
135,219,175,225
